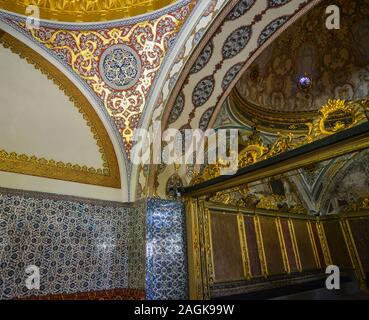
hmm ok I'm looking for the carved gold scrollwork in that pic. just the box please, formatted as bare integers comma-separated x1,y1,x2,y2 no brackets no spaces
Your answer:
208,187,247,206
0,0,177,22
238,130,269,167
255,195,283,211
208,185,306,214
190,159,231,185
315,99,365,136
191,99,368,186
316,221,332,266
345,197,369,212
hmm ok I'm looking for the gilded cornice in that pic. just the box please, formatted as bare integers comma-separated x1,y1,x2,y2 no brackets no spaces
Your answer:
0,32,121,188
0,0,176,23
229,88,317,134
192,98,369,186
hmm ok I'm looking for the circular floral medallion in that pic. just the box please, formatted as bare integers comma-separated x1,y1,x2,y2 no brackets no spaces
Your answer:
99,44,141,90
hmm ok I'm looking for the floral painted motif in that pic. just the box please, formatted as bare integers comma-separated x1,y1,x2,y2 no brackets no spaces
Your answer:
8,2,192,155
99,44,141,90
222,25,252,59
192,75,215,107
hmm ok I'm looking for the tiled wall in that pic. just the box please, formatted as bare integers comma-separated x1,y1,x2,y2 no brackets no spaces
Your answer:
0,189,190,300
146,198,188,300
0,188,145,300
128,199,146,290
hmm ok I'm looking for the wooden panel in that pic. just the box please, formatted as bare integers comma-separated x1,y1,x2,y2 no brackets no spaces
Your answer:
347,217,369,275
310,221,325,267
259,216,285,275
210,212,244,282
244,216,262,277
323,220,351,268
293,220,317,271
280,219,298,272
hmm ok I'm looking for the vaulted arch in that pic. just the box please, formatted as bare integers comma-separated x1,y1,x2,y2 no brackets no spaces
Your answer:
143,0,324,198
0,30,128,201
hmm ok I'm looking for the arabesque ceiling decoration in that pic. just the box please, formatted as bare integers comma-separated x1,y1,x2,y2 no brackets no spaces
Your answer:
0,32,121,188
134,0,227,200
0,0,177,22
151,0,322,198
0,1,193,159
160,0,317,134
232,0,369,132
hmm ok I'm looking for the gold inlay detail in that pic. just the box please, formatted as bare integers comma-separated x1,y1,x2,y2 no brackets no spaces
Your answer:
191,99,369,185
0,0,176,22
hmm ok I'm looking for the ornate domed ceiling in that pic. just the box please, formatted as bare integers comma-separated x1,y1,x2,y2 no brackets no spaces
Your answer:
230,0,369,132
0,0,177,22
0,0,195,201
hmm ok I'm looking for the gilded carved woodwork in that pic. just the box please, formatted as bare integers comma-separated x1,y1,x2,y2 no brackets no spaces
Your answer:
198,198,211,299
256,194,284,211
208,184,306,215
316,221,333,266
185,198,203,300
186,196,369,299
203,208,215,286
346,198,369,212
288,219,302,272
208,187,250,207
229,89,316,133
238,130,268,168
339,219,366,288
0,0,176,22
254,216,268,277
275,218,290,274
191,99,369,186
0,33,121,188
316,99,366,135
237,213,251,280
307,221,321,269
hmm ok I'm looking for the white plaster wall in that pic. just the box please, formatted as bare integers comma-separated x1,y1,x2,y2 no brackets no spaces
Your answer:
0,43,125,202
0,171,124,201
0,44,103,168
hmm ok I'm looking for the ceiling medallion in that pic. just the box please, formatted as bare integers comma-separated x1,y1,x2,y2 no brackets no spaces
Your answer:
298,74,313,90
99,44,141,91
